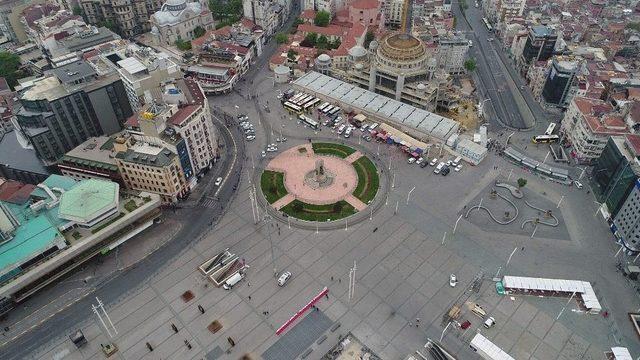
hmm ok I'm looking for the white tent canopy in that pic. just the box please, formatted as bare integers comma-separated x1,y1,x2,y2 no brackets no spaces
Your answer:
502,276,601,314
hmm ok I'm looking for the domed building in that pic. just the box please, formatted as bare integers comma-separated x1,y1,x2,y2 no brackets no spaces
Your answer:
345,32,448,111
315,54,332,75
150,0,214,46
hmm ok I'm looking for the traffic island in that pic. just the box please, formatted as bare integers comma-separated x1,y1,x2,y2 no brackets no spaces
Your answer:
261,142,379,222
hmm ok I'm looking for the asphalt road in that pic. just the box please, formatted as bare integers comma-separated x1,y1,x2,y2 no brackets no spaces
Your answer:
452,1,540,130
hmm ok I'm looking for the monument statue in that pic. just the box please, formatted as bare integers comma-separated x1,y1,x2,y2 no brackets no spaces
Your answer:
304,158,334,189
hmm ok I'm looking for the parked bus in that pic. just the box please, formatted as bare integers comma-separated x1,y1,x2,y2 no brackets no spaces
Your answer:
284,101,302,114
544,123,557,136
328,107,341,116
322,105,334,114
298,115,319,129
317,102,329,112
293,94,312,106
303,98,320,111
482,18,493,31
289,93,304,104
531,134,560,144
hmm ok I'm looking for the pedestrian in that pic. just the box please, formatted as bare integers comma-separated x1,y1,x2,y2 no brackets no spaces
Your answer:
248,295,252,300
416,317,420,323
247,282,251,287
331,276,334,281
171,323,178,333
325,293,329,300
409,322,413,327
146,342,154,352
198,305,205,314
338,278,341,283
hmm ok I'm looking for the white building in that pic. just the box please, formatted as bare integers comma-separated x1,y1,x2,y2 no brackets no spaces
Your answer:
242,0,286,36
436,36,469,75
384,0,405,28
150,0,215,46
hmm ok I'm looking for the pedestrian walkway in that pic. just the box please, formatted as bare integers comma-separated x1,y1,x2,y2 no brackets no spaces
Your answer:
344,151,363,164
344,194,368,211
272,194,295,210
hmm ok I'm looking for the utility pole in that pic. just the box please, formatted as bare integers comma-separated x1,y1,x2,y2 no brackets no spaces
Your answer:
348,261,357,303
264,214,277,277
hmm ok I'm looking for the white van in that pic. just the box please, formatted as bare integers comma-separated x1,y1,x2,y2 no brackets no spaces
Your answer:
434,162,445,174
222,272,244,290
337,124,346,134
344,126,352,138
452,156,462,166
369,123,379,131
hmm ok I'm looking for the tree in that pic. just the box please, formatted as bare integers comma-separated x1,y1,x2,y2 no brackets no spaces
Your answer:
292,202,303,212
302,32,318,47
0,52,24,90
314,10,331,27
275,32,288,44
193,26,206,38
464,58,477,72
364,30,375,48
98,19,117,32
316,35,329,49
72,5,83,16
330,38,341,50
287,49,298,62
175,39,192,51
294,18,304,25
517,178,527,188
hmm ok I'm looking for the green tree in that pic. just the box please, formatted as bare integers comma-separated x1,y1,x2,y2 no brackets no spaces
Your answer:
314,10,331,27
287,49,298,61
292,202,303,212
193,26,206,38
72,5,83,16
517,178,527,188
330,38,341,49
464,58,477,71
98,19,117,32
275,32,288,44
303,32,318,47
0,51,24,89
295,18,304,25
175,39,192,51
364,30,375,48
316,35,329,49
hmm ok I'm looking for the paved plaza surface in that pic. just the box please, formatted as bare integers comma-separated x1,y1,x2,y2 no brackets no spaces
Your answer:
3,28,640,359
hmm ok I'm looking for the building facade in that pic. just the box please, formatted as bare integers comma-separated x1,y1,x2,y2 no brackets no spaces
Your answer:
150,0,215,46
80,0,164,38
519,25,557,70
113,136,188,203
612,178,640,252
435,36,470,75
15,61,133,165
541,57,580,108
57,136,123,185
384,0,404,28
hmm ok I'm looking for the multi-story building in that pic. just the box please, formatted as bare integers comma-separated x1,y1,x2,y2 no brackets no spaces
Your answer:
149,0,215,46
21,4,85,47
518,25,557,70
303,0,341,14
593,136,640,220
348,0,383,28
384,0,405,28
541,57,581,108
80,0,164,38
345,33,447,111
560,96,628,163
44,25,121,68
187,21,263,95
107,44,182,110
124,78,219,186
57,136,123,185
525,60,549,102
14,60,133,165
242,0,287,36
435,35,470,75
113,135,188,203
612,179,640,252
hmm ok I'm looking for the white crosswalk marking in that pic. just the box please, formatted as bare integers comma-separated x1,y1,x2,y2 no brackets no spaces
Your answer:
200,197,216,208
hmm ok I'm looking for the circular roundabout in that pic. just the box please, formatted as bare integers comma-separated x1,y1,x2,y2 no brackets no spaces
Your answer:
260,142,379,222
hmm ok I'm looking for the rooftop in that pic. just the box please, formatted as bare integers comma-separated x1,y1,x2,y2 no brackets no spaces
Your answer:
0,132,49,176
50,61,97,84
60,136,118,171
116,145,176,167
58,179,119,224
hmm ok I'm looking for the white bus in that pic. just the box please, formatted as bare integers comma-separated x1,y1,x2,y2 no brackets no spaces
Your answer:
482,17,493,31
544,123,557,136
317,102,329,112
328,107,341,116
283,101,302,114
289,93,304,104
294,94,312,106
298,115,319,129
531,134,560,144
303,98,321,111
322,105,334,114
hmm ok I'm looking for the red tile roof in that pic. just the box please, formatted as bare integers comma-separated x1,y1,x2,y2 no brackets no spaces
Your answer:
0,180,25,202
626,134,640,155
183,78,204,105
170,105,199,126
6,184,35,204
125,114,139,128
351,0,379,9
298,24,346,37
300,9,316,20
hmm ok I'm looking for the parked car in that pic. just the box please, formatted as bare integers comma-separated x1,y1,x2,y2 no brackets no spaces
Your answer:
363,135,372,142
214,177,223,186
441,167,451,176
454,164,463,172
434,162,445,174
415,157,424,165
246,135,255,141
408,157,416,164
261,151,266,157
277,271,292,286
574,180,583,189
483,317,496,329
429,158,438,166
461,320,471,329
449,274,458,287
420,162,428,168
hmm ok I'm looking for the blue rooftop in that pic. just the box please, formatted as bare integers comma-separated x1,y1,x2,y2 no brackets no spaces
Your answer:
30,175,78,199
